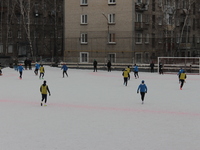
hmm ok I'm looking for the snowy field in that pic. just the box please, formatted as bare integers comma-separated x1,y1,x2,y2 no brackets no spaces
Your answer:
0,66,200,150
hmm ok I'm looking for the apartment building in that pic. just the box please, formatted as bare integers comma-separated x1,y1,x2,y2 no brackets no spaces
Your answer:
64,0,135,63
64,0,200,64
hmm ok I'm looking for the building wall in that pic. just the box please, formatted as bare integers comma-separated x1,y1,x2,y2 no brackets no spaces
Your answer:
64,0,135,63
64,0,200,64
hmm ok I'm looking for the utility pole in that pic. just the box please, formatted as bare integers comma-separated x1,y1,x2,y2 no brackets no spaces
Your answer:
102,13,110,64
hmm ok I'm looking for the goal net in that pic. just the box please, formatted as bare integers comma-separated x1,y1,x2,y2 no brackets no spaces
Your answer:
157,57,200,74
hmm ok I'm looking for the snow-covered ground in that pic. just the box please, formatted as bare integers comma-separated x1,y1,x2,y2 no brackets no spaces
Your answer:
0,66,200,150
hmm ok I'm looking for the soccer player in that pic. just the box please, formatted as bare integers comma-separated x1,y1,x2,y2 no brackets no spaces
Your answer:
40,80,51,106
137,80,148,104
61,63,68,78
39,65,45,79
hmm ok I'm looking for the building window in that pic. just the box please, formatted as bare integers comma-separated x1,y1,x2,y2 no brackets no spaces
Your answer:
137,0,142,3
158,34,162,43
158,17,162,25
152,0,155,11
80,52,89,63
144,53,149,63
0,44,3,53
168,14,172,25
108,14,115,24
183,0,186,9
80,0,88,5
158,0,162,7
193,35,195,44
8,29,12,38
108,33,116,43
18,30,22,38
81,33,88,44
136,33,142,44
144,14,149,24
145,34,149,43
136,13,142,22
108,0,116,5
108,53,116,63
152,15,155,28
152,33,155,48
8,45,13,53
17,15,21,24
193,19,196,30
136,53,142,63
176,0,180,9
81,15,88,24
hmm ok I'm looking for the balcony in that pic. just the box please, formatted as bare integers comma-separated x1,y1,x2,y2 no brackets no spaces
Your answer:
135,3,148,12
135,22,148,30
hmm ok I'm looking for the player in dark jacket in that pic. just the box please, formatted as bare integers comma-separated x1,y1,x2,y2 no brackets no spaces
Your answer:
0,63,2,75
107,60,112,72
93,59,97,72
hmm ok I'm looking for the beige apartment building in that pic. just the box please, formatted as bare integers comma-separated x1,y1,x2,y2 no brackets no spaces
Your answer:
64,0,200,64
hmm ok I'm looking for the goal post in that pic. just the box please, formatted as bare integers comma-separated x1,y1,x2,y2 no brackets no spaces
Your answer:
157,57,200,74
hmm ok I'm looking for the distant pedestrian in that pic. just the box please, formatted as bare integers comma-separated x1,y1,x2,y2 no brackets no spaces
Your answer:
39,65,45,79
107,60,112,72
61,63,68,77
0,63,2,75
93,59,98,72
159,62,163,74
17,64,24,79
133,64,139,79
122,69,130,86
137,80,147,104
40,80,51,106
28,59,32,70
189,65,192,73
24,58,28,70
179,71,186,90
34,62,40,75
150,62,154,73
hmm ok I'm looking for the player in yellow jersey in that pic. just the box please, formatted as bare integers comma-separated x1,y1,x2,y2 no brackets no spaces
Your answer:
39,65,45,79
122,69,130,86
179,71,187,90
40,80,51,106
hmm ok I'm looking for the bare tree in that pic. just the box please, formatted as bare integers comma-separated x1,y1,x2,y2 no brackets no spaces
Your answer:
177,0,195,55
0,0,63,60
159,0,177,57
17,0,33,57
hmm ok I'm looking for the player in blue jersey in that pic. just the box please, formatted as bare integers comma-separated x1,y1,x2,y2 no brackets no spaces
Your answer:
137,80,147,104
